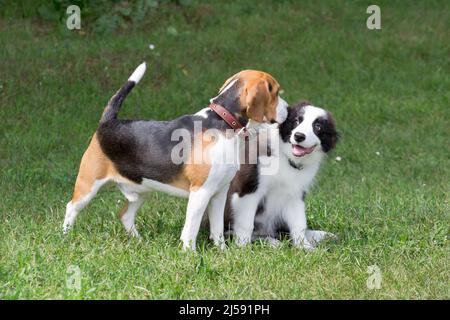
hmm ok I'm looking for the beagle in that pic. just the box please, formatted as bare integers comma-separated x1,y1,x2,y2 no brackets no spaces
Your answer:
63,63,288,250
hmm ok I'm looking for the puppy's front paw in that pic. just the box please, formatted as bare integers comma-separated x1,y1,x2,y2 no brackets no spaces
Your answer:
210,234,227,250
265,237,282,248
235,237,252,248
181,239,196,252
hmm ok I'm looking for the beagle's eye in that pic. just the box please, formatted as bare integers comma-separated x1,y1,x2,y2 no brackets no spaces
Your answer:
314,122,322,131
268,82,273,92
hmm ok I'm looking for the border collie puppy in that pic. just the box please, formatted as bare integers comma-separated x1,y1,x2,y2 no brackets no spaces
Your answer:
225,101,339,249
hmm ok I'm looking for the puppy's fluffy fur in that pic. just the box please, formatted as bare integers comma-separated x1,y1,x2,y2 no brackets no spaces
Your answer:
225,101,339,248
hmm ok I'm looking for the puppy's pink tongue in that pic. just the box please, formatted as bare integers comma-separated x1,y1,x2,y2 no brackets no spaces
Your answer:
292,145,315,157
292,145,306,157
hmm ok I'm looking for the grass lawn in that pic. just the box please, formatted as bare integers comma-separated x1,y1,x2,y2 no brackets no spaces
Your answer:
0,0,449,299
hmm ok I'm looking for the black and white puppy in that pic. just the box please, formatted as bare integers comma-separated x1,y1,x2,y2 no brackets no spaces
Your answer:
225,101,339,249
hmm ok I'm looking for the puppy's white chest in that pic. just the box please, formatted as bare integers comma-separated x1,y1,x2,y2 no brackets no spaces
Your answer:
259,156,318,214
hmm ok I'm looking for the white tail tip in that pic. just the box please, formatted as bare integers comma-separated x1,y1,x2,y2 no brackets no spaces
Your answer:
128,62,147,84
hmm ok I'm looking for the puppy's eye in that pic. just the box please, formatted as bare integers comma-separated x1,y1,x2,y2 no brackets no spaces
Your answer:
314,123,322,131
296,116,303,124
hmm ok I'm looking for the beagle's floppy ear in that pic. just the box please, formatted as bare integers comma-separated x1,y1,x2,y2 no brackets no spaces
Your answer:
244,80,270,123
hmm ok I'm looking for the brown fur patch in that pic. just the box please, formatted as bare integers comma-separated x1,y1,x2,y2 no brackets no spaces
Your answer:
180,131,217,192
168,174,191,191
71,133,124,203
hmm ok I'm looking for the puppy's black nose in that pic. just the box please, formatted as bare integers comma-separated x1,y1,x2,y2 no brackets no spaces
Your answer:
294,132,305,142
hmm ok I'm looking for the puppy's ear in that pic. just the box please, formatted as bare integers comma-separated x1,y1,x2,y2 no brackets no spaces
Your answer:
324,112,339,151
244,80,270,123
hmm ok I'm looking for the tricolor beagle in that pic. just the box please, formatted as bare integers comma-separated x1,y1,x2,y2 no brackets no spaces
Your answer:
63,63,288,250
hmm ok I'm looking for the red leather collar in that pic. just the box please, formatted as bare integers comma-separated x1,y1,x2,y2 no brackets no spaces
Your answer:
208,103,246,133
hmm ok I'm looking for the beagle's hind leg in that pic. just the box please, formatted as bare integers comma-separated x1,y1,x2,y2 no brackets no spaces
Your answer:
63,134,113,233
118,196,144,238
63,178,109,233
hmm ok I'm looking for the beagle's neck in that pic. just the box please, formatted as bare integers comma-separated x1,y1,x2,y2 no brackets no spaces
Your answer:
209,79,248,127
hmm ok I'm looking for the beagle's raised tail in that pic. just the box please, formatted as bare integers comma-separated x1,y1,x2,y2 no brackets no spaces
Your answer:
100,62,147,123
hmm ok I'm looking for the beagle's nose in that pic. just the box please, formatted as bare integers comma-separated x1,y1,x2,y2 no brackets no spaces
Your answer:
294,132,305,143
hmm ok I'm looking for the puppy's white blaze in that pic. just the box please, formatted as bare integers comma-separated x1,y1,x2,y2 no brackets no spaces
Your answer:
128,62,147,84
289,105,327,148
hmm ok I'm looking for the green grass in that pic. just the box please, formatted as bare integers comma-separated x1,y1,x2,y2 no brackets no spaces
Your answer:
0,0,449,299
